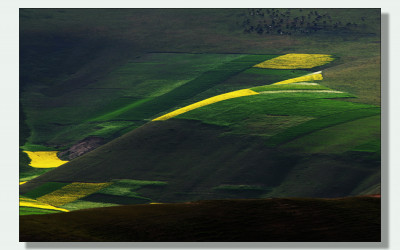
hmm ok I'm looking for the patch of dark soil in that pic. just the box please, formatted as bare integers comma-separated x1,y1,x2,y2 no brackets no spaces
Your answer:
58,136,105,160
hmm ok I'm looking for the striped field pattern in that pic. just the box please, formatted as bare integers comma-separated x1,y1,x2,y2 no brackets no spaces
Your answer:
37,182,111,206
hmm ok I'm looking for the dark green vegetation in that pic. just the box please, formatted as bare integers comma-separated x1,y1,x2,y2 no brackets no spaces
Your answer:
20,119,380,202
20,196,380,242
23,182,70,199
20,8,380,241
82,179,167,205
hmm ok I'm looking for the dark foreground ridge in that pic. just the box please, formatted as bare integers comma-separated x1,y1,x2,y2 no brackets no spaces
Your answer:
20,196,380,242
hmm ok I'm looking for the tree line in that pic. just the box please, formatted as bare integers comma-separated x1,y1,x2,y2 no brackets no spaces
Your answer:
241,8,366,35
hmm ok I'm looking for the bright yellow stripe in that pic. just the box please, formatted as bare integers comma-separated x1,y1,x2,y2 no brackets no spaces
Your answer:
153,89,259,121
272,72,323,85
19,197,69,212
37,182,111,206
23,151,69,168
19,181,27,185
253,53,334,69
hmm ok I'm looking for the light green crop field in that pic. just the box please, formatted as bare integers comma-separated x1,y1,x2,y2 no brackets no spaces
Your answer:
61,200,117,211
281,115,381,154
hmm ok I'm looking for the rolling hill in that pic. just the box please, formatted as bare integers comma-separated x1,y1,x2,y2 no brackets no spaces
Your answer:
19,8,381,242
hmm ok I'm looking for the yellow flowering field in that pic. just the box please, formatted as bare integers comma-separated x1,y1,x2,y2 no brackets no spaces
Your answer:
153,89,259,121
19,181,27,185
19,197,69,212
272,71,323,85
23,151,69,168
37,182,111,206
253,53,334,69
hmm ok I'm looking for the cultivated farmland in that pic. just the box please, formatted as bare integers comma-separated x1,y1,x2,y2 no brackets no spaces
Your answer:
19,8,381,242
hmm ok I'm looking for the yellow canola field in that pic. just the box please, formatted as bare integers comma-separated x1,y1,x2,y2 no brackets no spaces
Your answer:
37,182,111,207
153,89,259,121
254,53,334,69
23,151,69,168
19,197,69,212
272,71,323,85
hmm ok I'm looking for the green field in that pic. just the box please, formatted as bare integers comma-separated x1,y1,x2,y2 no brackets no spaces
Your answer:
176,92,378,146
281,115,381,154
19,207,61,216
23,182,70,199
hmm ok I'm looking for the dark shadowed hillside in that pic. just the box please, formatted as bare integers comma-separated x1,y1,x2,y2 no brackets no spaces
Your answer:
20,119,380,202
20,196,381,242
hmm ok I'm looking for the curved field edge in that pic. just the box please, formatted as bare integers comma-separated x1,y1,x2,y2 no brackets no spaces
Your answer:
152,70,327,121
19,196,380,242
21,53,265,148
107,54,278,122
19,197,69,212
174,92,378,142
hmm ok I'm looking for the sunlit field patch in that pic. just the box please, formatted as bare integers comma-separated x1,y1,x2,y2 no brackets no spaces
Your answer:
23,151,69,168
153,89,259,121
272,71,323,85
19,181,27,185
253,54,334,69
19,197,69,212
37,182,111,206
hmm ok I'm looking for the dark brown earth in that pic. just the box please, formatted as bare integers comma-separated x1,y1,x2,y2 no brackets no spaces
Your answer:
20,196,380,242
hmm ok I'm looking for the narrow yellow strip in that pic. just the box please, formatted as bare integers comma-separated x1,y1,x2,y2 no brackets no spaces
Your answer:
37,182,111,207
19,181,27,185
272,71,323,85
153,89,259,121
19,197,69,212
23,151,69,168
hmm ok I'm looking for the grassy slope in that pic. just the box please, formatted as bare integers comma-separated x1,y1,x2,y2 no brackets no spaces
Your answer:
177,94,379,145
281,115,381,154
22,53,246,148
20,9,381,204
20,196,380,242
20,120,380,202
